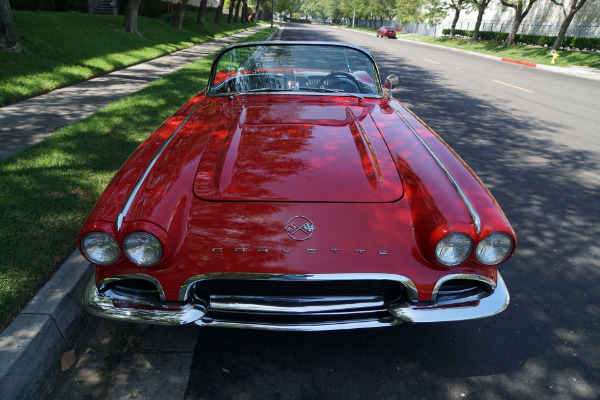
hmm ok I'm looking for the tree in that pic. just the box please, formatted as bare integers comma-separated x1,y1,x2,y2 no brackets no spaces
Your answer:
234,0,242,22
173,0,190,29
0,0,28,54
252,0,263,22
549,0,590,51
197,0,208,25
228,0,236,23
467,0,492,42
123,0,142,36
242,0,249,22
396,0,425,24
444,0,470,38
215,0,225,24
500,0,537,46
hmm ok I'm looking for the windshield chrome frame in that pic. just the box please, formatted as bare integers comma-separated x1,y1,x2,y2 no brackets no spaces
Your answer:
206,41,384,98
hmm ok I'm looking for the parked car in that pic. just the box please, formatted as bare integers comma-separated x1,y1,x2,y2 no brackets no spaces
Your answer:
377,26,396,39
80,41,516,330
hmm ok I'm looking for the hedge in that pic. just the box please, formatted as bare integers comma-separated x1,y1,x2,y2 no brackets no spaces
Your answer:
442,28,600,51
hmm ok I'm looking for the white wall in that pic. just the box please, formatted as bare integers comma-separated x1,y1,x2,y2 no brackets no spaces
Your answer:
437,0,600,37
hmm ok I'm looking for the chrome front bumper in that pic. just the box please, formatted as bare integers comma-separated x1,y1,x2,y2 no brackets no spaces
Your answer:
82,272,510,331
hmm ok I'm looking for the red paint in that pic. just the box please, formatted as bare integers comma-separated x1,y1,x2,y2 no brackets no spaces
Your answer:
80,92,516,303
377,26,397,39
501,58,537,68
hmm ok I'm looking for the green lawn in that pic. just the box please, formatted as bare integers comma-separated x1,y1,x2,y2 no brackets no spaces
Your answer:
402,35,600,69
0,26,276,332
0,10,261,106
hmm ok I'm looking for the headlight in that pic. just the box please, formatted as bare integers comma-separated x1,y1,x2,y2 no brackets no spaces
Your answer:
81,232,120,265
435,233,473,266
476,232,514,265
123,232,163,266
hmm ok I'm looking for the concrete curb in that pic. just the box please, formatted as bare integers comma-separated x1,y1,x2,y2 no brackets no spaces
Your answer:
0,25,280,400
0,252,93,399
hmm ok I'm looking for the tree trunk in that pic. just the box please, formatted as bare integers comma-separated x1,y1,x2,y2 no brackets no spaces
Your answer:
197,0,208,25
551,11,575,51
228,0,236,23
0,0,28,54
252,0,261,22
550,0,588,52
241,0,248,23
215,0,225,24
470,1,489,42
123,0,142,36
173,0,190,29
503,10,524,46
234,0,242,23
449,8,461,38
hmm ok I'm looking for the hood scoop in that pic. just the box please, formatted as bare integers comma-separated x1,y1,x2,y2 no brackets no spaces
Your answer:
193,103,403,202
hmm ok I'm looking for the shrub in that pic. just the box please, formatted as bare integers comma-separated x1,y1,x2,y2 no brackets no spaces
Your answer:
442,29,599,50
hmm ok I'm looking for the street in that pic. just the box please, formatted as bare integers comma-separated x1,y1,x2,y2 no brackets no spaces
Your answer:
47,23,600,400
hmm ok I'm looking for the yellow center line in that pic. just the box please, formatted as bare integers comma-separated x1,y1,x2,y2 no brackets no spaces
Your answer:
387,47,397,51
492,79,533,93
422,58,440,64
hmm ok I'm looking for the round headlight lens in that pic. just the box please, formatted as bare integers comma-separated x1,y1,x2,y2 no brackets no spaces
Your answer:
435,233,473,266
123,232,163,266
476,232,514,265
81,232,120,265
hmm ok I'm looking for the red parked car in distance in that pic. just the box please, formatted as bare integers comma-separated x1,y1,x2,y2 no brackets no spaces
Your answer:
80,41,516,331
377,26,396,38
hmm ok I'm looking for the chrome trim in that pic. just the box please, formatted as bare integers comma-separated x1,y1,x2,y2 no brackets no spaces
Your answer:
116,102,203,230
388,273,509,323
98,273,167,302
390,105,481,234
209,295,384,313
198,320,400,331
82,273,205,325
179,273,419,303
82,272,509,328
431,274,496,304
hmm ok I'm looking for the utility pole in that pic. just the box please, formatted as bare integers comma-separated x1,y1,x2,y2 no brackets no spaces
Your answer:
271,0,274,27
352,8,355,29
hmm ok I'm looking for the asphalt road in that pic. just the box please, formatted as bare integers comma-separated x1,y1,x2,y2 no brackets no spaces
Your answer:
47,24,600,400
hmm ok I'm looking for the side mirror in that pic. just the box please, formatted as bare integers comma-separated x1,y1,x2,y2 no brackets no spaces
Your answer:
384,74,399,98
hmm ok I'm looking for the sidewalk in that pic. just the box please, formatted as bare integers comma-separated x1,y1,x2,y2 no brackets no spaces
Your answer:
0,26,277,400
0,26,268,161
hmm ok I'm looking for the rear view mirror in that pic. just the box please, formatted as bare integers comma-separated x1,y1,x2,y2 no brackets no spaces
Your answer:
385,75,399,98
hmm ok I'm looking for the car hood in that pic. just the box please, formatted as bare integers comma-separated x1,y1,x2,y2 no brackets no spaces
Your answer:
193,101,404,202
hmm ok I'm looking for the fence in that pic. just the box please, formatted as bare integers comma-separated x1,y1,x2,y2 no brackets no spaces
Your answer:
401,21,600,38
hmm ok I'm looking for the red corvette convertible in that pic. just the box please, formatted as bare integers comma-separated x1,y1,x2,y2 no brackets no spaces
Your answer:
80,42,516,330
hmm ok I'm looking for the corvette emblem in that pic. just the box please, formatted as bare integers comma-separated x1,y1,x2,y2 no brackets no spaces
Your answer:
285,216,315,241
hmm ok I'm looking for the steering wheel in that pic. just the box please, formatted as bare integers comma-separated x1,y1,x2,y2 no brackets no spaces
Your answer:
318,72,361,92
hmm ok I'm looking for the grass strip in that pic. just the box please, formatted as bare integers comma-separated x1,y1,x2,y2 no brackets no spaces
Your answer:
0,26,276,332
401,35,600,69
0,10,261,106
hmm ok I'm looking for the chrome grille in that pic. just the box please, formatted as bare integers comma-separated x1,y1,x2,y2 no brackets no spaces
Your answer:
188,279,407,327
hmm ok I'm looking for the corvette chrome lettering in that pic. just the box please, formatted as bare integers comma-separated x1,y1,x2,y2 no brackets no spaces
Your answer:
209,248,389,254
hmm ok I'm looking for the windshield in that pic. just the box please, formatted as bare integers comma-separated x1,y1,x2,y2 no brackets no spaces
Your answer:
208,43,381,97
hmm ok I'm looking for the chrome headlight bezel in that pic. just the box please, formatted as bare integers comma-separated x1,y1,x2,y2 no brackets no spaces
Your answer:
435,233,474,266
81,232,121,265
123,232,163,266
476,232,514,265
